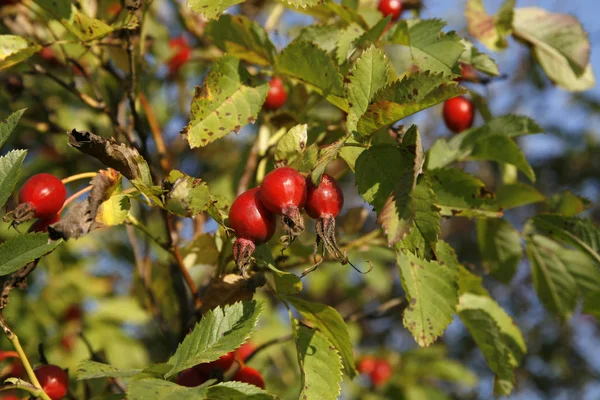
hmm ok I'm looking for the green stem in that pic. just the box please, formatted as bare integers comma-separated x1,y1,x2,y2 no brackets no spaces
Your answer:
126,215,168,249
8,334,52,400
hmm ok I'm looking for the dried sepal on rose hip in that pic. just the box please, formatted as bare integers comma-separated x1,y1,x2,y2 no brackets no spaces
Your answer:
259,167,307,247
4,173,66,226
229,187,276,275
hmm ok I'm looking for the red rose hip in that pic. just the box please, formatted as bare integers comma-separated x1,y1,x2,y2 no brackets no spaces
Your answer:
232,366,265,389
378,0,403,21
371,359,392,386
305,174,343,219
30,213,60,233
17,174,66,220
443,96,475,133
167,36,191,76
34,364,68,400
264,77,287,111
229,187,276,273
357,356,377,375
176,368,207,387
195,352,235,374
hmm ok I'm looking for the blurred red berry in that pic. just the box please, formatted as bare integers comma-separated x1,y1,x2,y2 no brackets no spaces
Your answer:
167,36,191,75
195,352,235,374
235,342,255,362
176,368,207,387
232,366,265,389
371,359,392,386
357,356,377,375
264,77,287,110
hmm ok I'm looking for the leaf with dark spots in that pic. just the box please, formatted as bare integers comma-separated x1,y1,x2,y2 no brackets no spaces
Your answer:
48,169,121,240
67,130,152,186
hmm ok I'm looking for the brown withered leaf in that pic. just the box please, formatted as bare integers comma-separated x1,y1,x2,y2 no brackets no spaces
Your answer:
48,169,121,240
199,273,265,315
67,129,153,186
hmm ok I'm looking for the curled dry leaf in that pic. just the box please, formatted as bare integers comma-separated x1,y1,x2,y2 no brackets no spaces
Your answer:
200,273,265,315
48,169,121,240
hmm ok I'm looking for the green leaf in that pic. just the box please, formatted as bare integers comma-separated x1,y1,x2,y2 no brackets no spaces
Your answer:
397,250,458,347
282,0,321,8
274,124,307,166
430,168,501,218
311,140,345,184
165,301,262,378
0,233,62,276
465,0,515,51
357,72,465,137
267,265,302,295
207,15,277,66
469,135,535,182
187,0,243,19
292,322,343,400
335,23,365,64
0,150,26,210
427,115,543,170
297,24,344,54
477,218,521,283
346,46,392,133
276,40,347,110
513,7,595,91
496,182,545,209
204,381,277,399
64,12,114,41
0,109,26,148
182,56,268,148
163,170,213,217
459,40,499,76
127,379,209,400
457,292,526,396
34,0,73,20
546,191,592,216
0,35,41,70
75,360,141,380
389,19,464,75
532,214,600,266
95,194,130,226
284,296,356,378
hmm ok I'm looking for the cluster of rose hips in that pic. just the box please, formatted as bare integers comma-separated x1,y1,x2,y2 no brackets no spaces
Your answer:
5,173,66,232
357,356,393,387
229,167,345,273
175,342,264,389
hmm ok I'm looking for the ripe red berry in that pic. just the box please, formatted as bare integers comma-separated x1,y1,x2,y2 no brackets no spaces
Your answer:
370,359,392,386
259,167,306,242
19,174,67,219
230,187,276,272
195,352,235,374
235,342,255,362
31,213,60,233
264,77,287,111
378,0,403,21
176,368,208,387
34,364,68,400
167,36,191,76
232,366,265,389
357,356,377,375
443,96,475,133
305,174,343,219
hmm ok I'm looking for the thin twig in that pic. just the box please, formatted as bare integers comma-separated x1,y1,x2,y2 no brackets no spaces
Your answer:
139,92,171,173
236,138,261,196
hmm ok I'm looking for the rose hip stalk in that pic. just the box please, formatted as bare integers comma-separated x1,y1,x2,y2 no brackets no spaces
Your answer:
229,187,276,274
259,167,307,246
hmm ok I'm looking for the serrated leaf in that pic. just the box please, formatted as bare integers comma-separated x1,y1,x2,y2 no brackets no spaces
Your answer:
275,124,307,166
282,0,321,9
206,381,277,399
0,233,62,276
513,7,594,91
470,135,535,182
165,301,262,378
459,40,499,76
0,150,26,209
293,322,343,400
0,35,41,70
182,56,268,148
276,40,347,110
496,182,545,209
347,46,391,133
546,191,592,216
0,109,25,148
163,170,213,217
390,19,464,75
466,0,515,51
63,12,114,41
427,115,543,170
34,0,73,20
75,360,140,380
127,379,209,400
284,296,356,378
357,72,465,137
477,219,521,283
207,15,277,66
266,264,302,295
458,265,489,297
335,23,364,64
95,194,130,226
397,250,458,347
532,214,600,265
187,0,243,19
297,24,344,54
430,168,501,218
